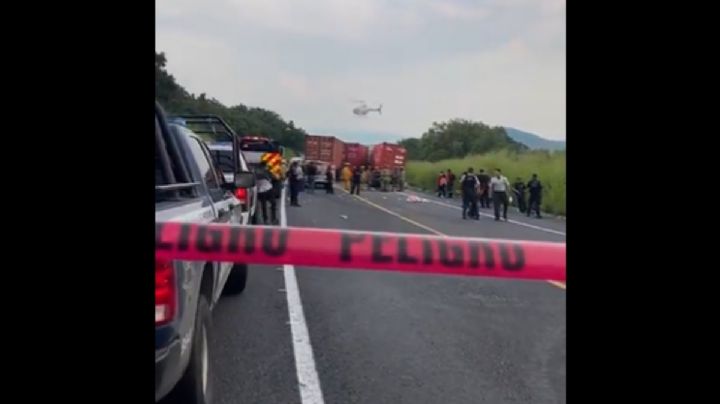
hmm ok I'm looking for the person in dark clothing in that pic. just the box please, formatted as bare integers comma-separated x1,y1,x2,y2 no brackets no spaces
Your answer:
512,177,527,213
287,161,302,207
350,166,362,195
256,164,278,225
372,169,381,189
325,166,334,194
527,173,543,218
476,169,491,208
306,162,318,193
446,169,456,198
460,168,480,220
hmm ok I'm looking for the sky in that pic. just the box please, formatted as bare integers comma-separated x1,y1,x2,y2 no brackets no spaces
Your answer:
156,0,565,143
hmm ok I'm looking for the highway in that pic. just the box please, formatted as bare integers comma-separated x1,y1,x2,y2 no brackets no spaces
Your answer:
209,185,566,404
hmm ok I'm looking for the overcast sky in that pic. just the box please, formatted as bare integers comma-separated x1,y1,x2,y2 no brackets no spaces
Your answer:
156,0,565,142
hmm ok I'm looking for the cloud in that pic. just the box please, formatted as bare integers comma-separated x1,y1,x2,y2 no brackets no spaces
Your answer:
294,38,564,140
428,1,489,21
156,0,566,140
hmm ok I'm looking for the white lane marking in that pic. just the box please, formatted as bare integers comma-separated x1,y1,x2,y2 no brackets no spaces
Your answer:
338,186,566,290
281,185,326,404
347,191,446,237
399,191,566,237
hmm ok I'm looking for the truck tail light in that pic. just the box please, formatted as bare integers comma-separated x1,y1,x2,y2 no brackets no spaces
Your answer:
234,187,249,204
155,259,176,325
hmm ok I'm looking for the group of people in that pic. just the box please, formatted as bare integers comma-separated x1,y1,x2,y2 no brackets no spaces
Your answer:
340,164,405,195
453,168,544,221
284,160,339,208
254,158,544,225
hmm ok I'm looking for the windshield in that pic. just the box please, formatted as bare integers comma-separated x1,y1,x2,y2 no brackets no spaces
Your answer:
240,139,278,153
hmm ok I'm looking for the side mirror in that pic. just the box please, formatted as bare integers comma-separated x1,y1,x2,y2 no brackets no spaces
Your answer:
234,171,256,188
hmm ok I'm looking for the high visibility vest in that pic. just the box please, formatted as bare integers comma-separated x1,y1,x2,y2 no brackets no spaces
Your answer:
261,152,283,179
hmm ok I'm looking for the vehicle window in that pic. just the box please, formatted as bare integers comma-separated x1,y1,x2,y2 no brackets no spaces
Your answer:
187,137,221,190
155,145,167,186
156,118,197,201
209,149,235,173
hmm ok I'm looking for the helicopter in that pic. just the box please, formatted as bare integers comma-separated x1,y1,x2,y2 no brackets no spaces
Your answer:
352,100,383,116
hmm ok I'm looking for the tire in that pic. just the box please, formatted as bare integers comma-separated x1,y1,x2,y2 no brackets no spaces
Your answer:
222,264,248,295
167,296,213,404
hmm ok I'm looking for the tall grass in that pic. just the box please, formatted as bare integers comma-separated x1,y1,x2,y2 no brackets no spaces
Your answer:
405,150,566,216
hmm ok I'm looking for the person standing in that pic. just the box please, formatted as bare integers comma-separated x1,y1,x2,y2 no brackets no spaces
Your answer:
477,169,491,208
351,166,362,195
527,173,543,218
341,163,352,191
379,168,389,192
399,168,406,191
513,177,527,214
361,166,369,191
306,162,317,193
437,171,447,197
489,169,511,221
460,168,480,220
256,162,278,224
446,169,456,198
325,166,334,194
287,161,303,207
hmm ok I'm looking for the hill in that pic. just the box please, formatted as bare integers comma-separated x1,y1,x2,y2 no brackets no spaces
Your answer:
155,52,307,151
398,119,528,161
504,127,565,150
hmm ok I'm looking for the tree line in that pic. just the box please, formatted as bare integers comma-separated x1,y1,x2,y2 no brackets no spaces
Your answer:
156,52,307,151
399,119,528,161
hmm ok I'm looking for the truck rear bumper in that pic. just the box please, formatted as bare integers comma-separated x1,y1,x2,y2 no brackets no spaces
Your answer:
155,339,182,402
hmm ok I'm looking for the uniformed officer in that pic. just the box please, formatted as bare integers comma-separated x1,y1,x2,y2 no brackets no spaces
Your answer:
460,168,480,220
527,173,543,218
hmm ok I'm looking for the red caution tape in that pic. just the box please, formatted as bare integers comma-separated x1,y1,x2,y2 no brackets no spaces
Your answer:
156,222,566,282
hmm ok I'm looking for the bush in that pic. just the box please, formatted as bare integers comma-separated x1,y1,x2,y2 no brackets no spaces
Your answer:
405,150,566,216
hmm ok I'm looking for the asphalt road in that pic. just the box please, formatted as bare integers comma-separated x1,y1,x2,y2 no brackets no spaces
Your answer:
209,185,566,404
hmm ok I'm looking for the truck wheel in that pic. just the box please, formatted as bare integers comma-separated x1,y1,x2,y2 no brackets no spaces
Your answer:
222,263,248,295
168,296,213,404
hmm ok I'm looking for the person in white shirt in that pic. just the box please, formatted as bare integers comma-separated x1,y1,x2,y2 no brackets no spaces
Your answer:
489,168,511,221
256,163,278,224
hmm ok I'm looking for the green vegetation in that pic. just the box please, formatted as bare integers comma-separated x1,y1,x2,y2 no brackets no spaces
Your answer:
398,119,527,162
156,52,307,150
405,150,566,216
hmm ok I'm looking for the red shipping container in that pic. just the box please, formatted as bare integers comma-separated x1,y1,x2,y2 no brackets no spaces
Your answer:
343,143,369,168
370,142,407,169
304,135,345,168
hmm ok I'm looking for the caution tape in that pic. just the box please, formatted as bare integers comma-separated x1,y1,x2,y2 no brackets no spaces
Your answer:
156,222,566,282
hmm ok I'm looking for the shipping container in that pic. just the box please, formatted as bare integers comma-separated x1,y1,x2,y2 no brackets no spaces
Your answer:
304,135,345,168
343,143,370,168
370,142,407,169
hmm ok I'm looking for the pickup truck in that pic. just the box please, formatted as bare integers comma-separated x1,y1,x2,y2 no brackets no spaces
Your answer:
169,115,259,225
155,102,256,404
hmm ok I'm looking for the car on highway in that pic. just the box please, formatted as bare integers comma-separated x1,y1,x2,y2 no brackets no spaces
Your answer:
303,159,330,189
156,101,256,404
